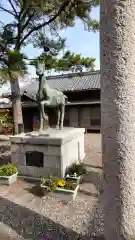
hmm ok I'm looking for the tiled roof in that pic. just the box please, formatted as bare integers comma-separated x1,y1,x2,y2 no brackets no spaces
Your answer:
49,71,100,90
0,71,100,100
24,70,100,100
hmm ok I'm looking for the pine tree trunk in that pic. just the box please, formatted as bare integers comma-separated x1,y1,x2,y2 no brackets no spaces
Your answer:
101,0,135,239
10,78,24,135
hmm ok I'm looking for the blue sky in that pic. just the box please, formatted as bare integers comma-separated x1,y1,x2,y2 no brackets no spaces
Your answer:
0,4,99,76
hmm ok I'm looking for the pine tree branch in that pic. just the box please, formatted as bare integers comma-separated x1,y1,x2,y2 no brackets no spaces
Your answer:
8,0,18,18
15,3,28,50
20,6,31,22
19,2,26,19
21,12,35,32
19,0,71,47
15,11,35,50
15,23,21,50
0,5,16,17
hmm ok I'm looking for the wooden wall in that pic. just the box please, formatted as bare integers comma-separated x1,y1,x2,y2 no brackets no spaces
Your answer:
68,104,101,130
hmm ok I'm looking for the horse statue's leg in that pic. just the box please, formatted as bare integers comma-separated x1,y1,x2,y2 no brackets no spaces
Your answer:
39,101,49,132
40,101,49,121
39,107,44,132
56,107,61,129
60,104,65,129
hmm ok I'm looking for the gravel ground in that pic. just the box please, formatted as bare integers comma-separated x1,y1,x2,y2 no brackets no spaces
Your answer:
0,133,104,240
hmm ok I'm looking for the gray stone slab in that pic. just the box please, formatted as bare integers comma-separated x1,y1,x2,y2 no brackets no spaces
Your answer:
10,127,85,145
11,153,25,165
10,128,85,178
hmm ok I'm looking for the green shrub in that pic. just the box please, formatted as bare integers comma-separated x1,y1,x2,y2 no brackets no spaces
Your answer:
41,175,57,192
66,162,86,177
0,164,17,176
41,176,77,192
64,179,77,191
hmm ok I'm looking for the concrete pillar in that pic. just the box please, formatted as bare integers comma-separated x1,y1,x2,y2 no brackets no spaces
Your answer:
100,0,135,239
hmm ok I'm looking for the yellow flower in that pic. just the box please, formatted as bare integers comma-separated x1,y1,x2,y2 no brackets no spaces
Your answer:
56,179,66,187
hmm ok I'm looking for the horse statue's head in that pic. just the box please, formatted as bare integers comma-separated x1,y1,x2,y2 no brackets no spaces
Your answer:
36,62,45,77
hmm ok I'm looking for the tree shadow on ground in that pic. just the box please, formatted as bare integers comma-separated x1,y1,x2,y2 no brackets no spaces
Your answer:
79,169,103,198
0,195,104,240
81,192,104,240
89,237,105,240
77,234,105,240
83,170,103,187
0,196,80,239
84,164,102,170
79,166,104,239
25,184,45,197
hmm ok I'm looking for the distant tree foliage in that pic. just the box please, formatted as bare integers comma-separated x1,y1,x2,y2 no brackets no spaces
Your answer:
31,50,96,72
56,51,95,72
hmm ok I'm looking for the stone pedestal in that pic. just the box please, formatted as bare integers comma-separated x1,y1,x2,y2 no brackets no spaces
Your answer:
10,128,85,178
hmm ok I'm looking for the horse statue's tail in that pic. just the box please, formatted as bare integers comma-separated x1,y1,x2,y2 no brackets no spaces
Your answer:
64,95,70,104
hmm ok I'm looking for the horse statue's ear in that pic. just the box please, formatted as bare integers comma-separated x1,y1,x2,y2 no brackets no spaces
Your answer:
36,61,45,75
37,60,44,69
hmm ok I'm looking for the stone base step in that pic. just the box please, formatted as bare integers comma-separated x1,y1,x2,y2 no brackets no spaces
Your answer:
0,139,10,153
0,150,11,165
